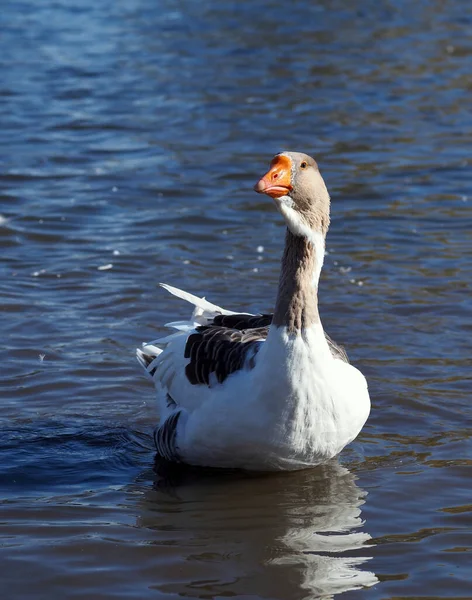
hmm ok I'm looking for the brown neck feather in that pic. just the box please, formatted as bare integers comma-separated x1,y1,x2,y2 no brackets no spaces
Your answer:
273,230,320,334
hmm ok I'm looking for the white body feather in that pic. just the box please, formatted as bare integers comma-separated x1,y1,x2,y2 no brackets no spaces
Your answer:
137,284,370,471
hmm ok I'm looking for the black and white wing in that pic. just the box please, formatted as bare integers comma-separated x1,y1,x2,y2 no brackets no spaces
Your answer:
137,283,348,398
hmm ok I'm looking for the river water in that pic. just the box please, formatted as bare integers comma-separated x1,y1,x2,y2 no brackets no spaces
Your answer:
1,1,471,598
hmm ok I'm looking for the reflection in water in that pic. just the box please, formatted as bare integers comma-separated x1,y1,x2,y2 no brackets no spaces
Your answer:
271,464,377,597
136,460,378,598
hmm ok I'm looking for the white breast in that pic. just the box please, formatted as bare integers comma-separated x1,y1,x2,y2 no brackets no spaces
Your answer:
176,324,370,471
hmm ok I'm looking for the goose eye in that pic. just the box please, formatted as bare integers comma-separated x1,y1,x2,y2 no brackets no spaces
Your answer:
300,161,307,169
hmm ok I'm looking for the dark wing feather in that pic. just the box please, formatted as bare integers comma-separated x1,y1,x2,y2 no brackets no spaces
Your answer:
211,313,273,330
154,409,181,461
324,331,350,363
184,314,269,386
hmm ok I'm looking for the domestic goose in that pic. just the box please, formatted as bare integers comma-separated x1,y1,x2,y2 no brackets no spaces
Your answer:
137,152,370,471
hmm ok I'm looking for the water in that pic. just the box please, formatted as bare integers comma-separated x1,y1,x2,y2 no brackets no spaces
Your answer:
1,0,471,597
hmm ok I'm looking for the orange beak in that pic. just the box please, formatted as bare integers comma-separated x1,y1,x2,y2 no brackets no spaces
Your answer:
254,155,293,198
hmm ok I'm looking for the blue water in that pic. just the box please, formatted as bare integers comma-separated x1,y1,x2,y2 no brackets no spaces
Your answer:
1,1,471,598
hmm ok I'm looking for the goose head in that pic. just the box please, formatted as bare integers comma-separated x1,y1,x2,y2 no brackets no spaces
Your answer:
254,152,330,240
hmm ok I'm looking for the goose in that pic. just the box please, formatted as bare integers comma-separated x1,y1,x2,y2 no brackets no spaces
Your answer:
137,152,370,471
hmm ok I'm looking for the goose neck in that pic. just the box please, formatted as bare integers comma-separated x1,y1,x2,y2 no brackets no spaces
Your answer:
273,229,325,334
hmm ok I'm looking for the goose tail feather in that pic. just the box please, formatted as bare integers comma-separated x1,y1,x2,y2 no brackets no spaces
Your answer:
136,283,241,377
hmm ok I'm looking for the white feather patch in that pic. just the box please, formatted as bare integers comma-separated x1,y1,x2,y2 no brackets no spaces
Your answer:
164,320,198,332
159,283,234,315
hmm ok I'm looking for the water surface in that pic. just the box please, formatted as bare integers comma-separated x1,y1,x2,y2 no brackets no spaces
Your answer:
1,0,471,598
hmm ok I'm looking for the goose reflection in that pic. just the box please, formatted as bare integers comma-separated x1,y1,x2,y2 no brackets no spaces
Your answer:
135,459,378,599
269,462,378,597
